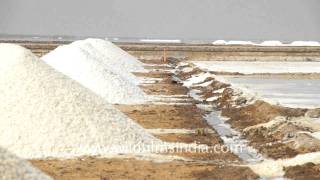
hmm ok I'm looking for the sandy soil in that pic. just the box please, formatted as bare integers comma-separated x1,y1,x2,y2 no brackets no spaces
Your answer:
115,104,208,129
284,163,320,180
31,157,258,180
156,133,240,162
139,77,189,96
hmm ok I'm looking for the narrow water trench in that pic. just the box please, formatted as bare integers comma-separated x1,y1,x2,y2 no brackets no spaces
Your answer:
204,111,264,163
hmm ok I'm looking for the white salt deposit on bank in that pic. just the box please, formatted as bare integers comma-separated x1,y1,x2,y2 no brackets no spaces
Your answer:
0,44,162,159
183,72,215,87
311,132,320,140
259,41,283,46
192,61,320,74
0,147,52,180
42,39,150,104
212,40,227,45
290,41,320,46
249,152,320,178
226,41,254,45
211,40,320,46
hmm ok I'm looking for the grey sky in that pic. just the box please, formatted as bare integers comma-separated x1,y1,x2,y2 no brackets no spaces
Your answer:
0,0,319,41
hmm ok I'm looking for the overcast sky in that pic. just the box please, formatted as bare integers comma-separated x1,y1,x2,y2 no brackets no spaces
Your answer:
0,0,319,41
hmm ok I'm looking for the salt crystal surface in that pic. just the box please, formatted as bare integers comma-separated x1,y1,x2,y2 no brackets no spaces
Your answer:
0,147,52,180
212,40,227,45
183,72,215,87
42,39,150,104
223,76,320,108
80,38,147,73
259,41,283,46
206,96,219,102
0,44,161,159
212,40,320,46
69,39,143,83
249,152,320,177
290,41,320,46
192,61,320,74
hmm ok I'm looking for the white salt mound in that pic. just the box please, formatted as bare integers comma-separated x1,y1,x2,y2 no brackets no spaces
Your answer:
212,40,227,45
68,39,142,84
42,40,149,104
0,44,161,159
71,38,147,82
290,41,320,46
0,147,52,180
85,38,146,73
260,41,283,46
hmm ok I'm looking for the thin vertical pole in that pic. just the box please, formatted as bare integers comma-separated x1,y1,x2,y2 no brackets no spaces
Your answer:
163,48,167,63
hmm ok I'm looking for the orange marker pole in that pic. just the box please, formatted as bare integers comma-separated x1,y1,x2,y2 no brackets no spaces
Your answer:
163,48,167,63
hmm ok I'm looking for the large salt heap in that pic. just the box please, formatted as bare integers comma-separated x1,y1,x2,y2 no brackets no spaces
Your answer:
0,147,51,180
65,39,144,84
41,39,150,104
0,44,161,159
81,38,146,73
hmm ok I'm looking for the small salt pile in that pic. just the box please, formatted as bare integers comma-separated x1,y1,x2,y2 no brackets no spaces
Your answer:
0,147,51,180
0,44,161,159
42,39,149,104
259,41,283,46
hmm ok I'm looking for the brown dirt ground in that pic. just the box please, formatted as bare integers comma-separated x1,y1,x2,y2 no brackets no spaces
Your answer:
139,79,189,96
284,163,320,180
134,72,173,79
31,157,258,180
115,104,209,129
139,59,166,65
155,133,239,162
144,65,173,70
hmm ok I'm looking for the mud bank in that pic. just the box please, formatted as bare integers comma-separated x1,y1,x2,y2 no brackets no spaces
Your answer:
174,60,320,158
